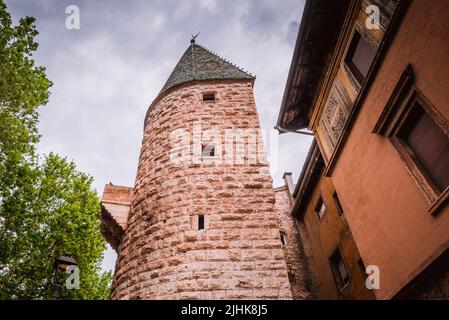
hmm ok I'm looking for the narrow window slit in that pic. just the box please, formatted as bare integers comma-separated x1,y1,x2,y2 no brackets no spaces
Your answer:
203,93,215,101
202,144,215,157
198,215,204,230
280,231,287,246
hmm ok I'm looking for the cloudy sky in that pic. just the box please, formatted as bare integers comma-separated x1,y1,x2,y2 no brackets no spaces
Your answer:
5,0,312,273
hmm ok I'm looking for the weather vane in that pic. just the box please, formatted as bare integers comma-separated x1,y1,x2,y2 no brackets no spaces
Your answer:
191,32,200,44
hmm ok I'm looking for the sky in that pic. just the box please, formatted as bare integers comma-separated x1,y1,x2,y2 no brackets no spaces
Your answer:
5,0,312,273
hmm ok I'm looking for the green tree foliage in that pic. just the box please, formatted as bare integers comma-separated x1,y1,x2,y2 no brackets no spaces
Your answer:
0,0,111,299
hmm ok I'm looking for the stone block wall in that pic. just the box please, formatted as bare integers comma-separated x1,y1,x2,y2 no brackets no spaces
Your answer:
273,187,312,299
101,185,133,251
110,79,292,299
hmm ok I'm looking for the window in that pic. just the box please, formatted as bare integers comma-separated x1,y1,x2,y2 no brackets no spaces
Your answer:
288,273,296,284
330,248,350,290
202,144,215,157
192,214,206,230
203,93,215,101
374,64,449,209
345,30,377,84
280,232,287,246
198,215,204,230
315,196,326,220
396,103,449,193
333,191,344,216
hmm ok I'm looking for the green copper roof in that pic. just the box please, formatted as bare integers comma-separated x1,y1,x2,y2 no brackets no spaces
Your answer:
160,41,255,94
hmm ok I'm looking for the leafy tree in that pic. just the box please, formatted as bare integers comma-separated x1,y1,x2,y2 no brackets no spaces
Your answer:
0,0,111,299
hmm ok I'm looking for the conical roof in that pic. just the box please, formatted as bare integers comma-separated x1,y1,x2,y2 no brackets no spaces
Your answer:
160,40,254,94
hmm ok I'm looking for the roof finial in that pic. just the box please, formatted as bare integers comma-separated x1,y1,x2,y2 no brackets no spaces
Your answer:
190,32,200,44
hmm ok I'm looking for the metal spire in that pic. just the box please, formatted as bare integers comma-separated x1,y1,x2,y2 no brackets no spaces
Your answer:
190,32,200,44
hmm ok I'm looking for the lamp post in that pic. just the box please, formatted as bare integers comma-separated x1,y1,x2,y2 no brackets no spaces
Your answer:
52,253,77,300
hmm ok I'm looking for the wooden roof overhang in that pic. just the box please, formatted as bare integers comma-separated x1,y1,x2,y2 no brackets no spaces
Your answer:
276,0,350,132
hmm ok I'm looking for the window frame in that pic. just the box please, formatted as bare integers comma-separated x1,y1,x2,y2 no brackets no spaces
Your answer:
329,247,350,292
373,65,449,213
315,195,327,220
342,23,378,91
392,100,449,195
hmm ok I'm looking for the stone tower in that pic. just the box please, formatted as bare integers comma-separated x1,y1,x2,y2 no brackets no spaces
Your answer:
101,40,293,299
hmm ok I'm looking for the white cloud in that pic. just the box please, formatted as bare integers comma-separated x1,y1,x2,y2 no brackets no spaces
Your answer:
196,0,217,13
153,13,166,28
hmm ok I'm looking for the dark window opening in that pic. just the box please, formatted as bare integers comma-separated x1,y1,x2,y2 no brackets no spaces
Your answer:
203,93,215,101
345,30,377,84
288,273,296,284
333,191,344,216
315,196,326,220
330,248,350,290
280,232,287,246
202,144,215,157
397,102,449,193
198,215,204,230
358,258,366,275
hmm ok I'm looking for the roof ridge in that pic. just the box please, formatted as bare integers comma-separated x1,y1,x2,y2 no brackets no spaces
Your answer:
194,43,255,78
159,41,255,94
191,43,196,79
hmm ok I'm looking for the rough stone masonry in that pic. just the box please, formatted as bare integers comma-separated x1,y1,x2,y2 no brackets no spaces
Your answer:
100,41,308,299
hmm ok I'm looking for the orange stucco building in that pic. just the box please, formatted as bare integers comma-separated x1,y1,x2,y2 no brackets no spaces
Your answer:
277,0,449,299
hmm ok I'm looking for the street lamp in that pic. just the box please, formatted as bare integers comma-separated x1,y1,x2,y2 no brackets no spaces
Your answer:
52,253,77,299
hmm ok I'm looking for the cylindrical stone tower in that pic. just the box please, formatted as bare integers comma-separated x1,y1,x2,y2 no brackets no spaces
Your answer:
109,41,292,299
